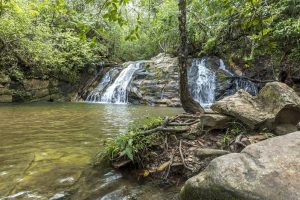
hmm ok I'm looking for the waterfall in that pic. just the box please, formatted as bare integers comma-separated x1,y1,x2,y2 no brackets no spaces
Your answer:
233,78,258,96
188,58,258,108
218,59,258,96
100,62,143,104
219,59,234,76
85,68,117,103
188,59,216,108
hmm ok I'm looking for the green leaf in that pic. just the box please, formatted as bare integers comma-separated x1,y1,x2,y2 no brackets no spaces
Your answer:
125,147,133,161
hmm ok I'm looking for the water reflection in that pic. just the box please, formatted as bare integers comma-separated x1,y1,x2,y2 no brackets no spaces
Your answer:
0,103,182,199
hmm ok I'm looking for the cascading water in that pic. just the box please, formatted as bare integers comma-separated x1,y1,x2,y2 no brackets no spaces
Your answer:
100,62,143,104
85,57,258,107
188,59,216,108
232,78,258,96
85,68,118,102
188,58,258,108
219,59,234,76
219,59,258,96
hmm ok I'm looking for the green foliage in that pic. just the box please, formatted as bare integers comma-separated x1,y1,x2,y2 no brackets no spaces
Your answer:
140,116,163,130
1,0,298,82
100,117,164,163
0,0,112,82
223,121,247,146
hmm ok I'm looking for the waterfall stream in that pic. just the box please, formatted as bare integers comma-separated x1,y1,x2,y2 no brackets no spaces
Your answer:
85,57,258,106
188,58,258,107
100,62,142,104
188,59,216,108
85,68,118,102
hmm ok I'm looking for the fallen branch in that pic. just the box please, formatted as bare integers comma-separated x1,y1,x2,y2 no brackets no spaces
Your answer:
143,121,190,135
163,149,175,180
168,120,199,126
143,117,169,135
179,140,193,171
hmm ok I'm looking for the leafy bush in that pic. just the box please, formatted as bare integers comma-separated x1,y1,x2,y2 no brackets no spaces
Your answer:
99,117,164,164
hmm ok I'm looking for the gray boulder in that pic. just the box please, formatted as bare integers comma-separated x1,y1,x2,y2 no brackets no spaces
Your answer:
180,131,300,200
211,82,300,131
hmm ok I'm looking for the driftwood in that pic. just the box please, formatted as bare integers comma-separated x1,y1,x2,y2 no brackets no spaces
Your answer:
168,120,199,126
143,116,193,135
179,140,193,171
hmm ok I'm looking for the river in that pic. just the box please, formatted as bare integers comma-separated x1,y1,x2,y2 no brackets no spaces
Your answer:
0,103,182,200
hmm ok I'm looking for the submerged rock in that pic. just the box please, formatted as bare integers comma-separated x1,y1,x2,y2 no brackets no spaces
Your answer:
211,82,300,132
180,131,300,200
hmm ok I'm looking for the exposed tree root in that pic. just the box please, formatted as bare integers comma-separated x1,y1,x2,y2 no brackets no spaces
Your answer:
107,113,271,187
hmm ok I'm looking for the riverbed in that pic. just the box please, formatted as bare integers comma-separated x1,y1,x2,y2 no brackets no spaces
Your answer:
0,103,182,200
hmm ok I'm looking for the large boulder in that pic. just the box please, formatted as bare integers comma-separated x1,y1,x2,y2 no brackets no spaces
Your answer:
129,53,181,106
180,131,300,200
211,82,300,131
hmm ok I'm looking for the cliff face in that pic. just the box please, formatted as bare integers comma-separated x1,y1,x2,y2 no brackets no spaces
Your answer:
128,54,181,107
0,68,102,103
127,54,259,107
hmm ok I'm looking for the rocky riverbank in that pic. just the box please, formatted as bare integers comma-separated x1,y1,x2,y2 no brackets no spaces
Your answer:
101,81,300,200
0,64,114,103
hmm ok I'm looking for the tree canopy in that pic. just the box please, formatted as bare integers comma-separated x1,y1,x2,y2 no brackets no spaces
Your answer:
0,0,299,82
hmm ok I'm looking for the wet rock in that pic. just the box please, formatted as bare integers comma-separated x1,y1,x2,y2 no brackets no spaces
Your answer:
49,192,71,200
180,131,300,200
129,53,180,106
211,82,300,131
194,148,229,159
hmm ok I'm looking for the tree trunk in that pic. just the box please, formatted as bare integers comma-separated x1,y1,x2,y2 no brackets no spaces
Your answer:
178,0,204,114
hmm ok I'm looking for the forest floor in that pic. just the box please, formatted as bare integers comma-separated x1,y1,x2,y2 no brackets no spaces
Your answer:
105,113,272,186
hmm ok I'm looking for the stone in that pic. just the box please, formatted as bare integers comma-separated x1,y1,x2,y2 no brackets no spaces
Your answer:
0,95,12,103
199,113,232,130
23,79,49,91
211,90,267,129
274,124,297,135
194,148,229,159
297,122,300,130
259,82,300,113
129,54,180,106
180,132,300,200
0,87,12,95
211,82,300,130
34,88,49,98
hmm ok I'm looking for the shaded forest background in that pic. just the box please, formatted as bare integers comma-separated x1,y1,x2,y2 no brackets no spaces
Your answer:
0,0,299,84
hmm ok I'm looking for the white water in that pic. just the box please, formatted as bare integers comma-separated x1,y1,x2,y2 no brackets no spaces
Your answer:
100,62,142,104
188,59,216,108
85,68,117,103
219,59,234,76
218,59,258,96
233,78,258,96
86,58,257,106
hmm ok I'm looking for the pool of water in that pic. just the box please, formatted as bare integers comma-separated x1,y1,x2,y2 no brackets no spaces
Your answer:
0,103,183,200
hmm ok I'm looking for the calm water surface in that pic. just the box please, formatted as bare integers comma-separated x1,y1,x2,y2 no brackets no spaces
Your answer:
0,103,182,200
